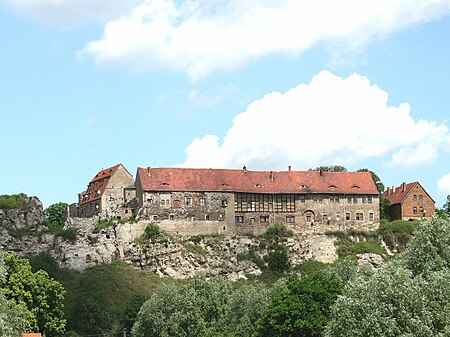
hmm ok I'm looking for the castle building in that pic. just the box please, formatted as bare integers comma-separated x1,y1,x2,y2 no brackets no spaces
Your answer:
77,164,134,219
134,167,380,233
383,182,435,221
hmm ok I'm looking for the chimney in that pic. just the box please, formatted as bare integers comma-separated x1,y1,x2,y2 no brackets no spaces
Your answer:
270,171,274,182
147,167,151,177
243,165,247,172
288,165,291,171
391,186,394,194
386,187,390,195
402,182,406,192
319,168,323,177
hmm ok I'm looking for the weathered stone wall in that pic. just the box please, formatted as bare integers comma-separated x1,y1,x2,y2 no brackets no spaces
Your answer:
100,165,134,219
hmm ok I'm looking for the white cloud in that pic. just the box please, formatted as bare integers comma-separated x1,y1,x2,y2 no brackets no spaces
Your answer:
2,0,142,26
438,173,450,196
180,70,450,170
78,0,450,79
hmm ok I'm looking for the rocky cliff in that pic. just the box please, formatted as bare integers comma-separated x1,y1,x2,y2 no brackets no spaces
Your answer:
1,196,343,279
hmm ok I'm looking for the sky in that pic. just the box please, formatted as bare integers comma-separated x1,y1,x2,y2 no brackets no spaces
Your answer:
1,0,450,209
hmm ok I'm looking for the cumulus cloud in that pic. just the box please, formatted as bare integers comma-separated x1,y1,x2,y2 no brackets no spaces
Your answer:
78,0,450,79
438,173,450,196
180,71,450,169
2,0,141,26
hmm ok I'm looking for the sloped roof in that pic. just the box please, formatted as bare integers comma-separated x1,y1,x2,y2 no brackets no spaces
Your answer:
137,167,379,195
383,181,435,205
79,164,121,205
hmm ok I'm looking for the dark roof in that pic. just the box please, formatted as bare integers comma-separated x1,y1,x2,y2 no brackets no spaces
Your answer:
137,167,379,195
79,164,121,205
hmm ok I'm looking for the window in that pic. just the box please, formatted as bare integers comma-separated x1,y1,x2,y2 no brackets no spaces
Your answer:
336,214,340,221
205,214,210,220
268,202,273,211
219,214,224,221
146,198,153,204
221,199,228,207
169,214,175,220
413,194,417,200
318,195,323,203
369,213,374,221
323,214,328,221
330,195,340,203
235,215,244,223
187,216,195,221
306,215,312,223
199,198,206,206
160,200,165,205
185,197,192,206
281,201,287,210
313,195,318,202
347,196,352,203
345,212,351,221
153,215,158,221
356,213,364,220
362,196,366,203
300,195,305,203
419,206,423,213
368,196,373,203
353,197,358,203
234,193,295,213
286,215,295,223
260,215,269,223
419,195,423,200
413,207,417,214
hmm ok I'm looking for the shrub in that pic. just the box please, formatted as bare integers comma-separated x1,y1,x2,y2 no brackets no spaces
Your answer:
56,227,78,242
93,219,114,233
263,223,293,242
143,223,162,240
266,245,290,273
0,193,27,210
185,243,206,255
336,240,386,259
378,220,420,251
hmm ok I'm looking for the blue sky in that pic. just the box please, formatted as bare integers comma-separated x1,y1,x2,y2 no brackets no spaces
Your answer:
1,0,450,209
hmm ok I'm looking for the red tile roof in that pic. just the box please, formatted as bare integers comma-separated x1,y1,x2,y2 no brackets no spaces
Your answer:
382,182,416,205
79,164,121,205
137,167,379,195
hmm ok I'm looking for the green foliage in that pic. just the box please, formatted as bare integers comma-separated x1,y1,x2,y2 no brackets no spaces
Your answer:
256,272,344,337
55,227,78,242
378,219,420,251
185,243,207,255
309,166,347,172
0,193,27,210
266,244,290,273
356,168,384,194
58,260,173,336
294,259,328,276
121,295,147,334
400,217,450,276
336,240,386,259
132,275,268,337
436,195,450,219
379,195,391,221
2,252,66,337
326,217,450,336
45,202,68,231
28,251,58,278
236,250,265,270
143,223,162,240
93,219,114,233
262,222,293,242
0,251,30,337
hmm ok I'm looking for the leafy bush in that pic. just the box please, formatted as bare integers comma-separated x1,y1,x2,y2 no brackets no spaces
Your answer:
143,223,162,240
336,240,386,259
185,243,206,255
45,202,68,230
28,251,58,278
56,228,78,242
0,193,27,210
378,220,420,251
266,245,290,273
263,223,293,242
93,219,114,233
237,250,266,270
294,259,328,276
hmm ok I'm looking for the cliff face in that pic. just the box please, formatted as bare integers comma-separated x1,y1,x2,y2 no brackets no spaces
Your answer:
1,196,340,279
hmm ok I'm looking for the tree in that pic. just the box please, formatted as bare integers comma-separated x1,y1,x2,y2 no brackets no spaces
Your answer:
379,195,391,221
309,166,347,172
326,218,450,336
356,168,384,194
256,272,344,337
2,252,66,337
0,251,30,337
45,202,68,230
436,195,450,219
